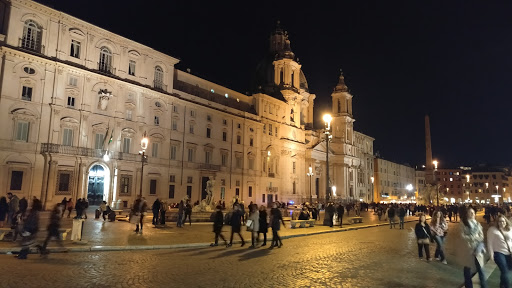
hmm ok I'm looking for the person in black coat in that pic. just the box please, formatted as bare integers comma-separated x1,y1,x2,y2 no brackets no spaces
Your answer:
210,205,227,246
152,198,161,225
17,199,42,259
39,203,66,255
227,204,245,247
337,204,345,228
258,205,268,246
270,202,286,248
414,213,433,261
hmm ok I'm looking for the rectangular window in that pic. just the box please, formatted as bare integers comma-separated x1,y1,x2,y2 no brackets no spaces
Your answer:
236,135,241,144
249,158,254,170
221,179,226,186
205,151,211,164
262,194,266,203
59,173,71,192
62,128,73,146
21,86,32,101
67,96,75,108
207,115,212,122
293,162,296,174
249,138,253,146
236,180,241,186
222,132,227,142
263,124,266,134
187,176,193,184
68,77,78,87
169,175,176,182
172,119,178,130
95,133,105,150
190,110,196,117
152,142,159,158
269,105,273,114
186,186,192,198
173,105,178,113
223,119,227,125
236,188,240,196
236,157,242,169
150,179,157,195
221,154,228,167
206,128,211,138
187,148,194,162
120,175,131,195
249,186,253,197
123,138,131,153
237,123,241,129
220,187,225,200
10,171,23,191
189,124,194,134
126,110,132,120
170,146,177,160
275,127,278,137
269,124,273,136
293,181,296,194
169,185,175,198
128,60,136,76
70,40,81,58
16,121,29,142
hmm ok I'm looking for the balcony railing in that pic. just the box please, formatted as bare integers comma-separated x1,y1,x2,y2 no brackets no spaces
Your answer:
199,163,220,171
19,38,45,54
153,80,167,91
41,143,111,158
98,62,116,75
116,152,139,161
268,173,275,178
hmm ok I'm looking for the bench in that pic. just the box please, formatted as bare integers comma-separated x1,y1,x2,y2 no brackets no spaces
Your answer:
282,216,292,222
290,219,316,228
113,210,124,215
0,228,12,241
347,217,363,224
59,228,72,240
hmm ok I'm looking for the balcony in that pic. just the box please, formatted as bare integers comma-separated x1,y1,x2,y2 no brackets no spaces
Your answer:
98,62,116,75
153,80,167,92
117,152,139,161
19,38,45,54
41,143,111,158
268,172,275,178
199,163,220,171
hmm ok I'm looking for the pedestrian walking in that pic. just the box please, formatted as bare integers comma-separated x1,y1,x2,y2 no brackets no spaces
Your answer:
7,192,19,226
227,204,245,247
38,203,66,255
16,199,42,259
0,197,8,228
387,205,396,229
177,200,184,228
152,198,161,225
453,205,459,222
336,204,345,228
159,200,167,225
258,205,268,246
66,198,74,218
130,197,147,234
210,205,227,247
398,205,406,229
430,210,448,264
248,204,260,248
415,213,433,261
377,206,383,221
487,214,512,288
270,202,286,248
460,206,487,288
60,197,67,217
183,200,192,226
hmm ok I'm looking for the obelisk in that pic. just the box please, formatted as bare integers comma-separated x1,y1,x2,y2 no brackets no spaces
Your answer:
425,115,434,184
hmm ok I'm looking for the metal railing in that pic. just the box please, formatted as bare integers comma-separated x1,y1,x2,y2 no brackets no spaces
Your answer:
19,38,45,54
98,62,116,74
199,163,220,171
41,143,111,158
153,80,167,91
117,152,139,161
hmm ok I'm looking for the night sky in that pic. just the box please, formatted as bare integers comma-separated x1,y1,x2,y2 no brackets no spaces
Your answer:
35,0,512,168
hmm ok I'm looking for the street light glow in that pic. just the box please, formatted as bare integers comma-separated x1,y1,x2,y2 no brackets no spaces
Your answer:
371,176,374,183
103,152,110,162
323,114,332,131
433,160,438,169
332,186,336,196
406,184,413,191
141,131,148,150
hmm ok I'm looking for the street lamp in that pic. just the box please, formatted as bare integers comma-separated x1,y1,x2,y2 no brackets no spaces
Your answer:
433,160,438,170
332,186,337,198
371,176,374,203
307,166,314,204
139,131,149,197
466,174,471,202
323,113,332,203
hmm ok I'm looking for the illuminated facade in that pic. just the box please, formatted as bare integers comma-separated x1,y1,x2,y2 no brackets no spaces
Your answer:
0,0,373,209
373,158,415,203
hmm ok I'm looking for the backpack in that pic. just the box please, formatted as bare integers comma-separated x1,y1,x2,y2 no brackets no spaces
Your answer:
224,212,232,225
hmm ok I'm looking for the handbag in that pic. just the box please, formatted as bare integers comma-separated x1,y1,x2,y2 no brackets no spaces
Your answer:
417,238,430,245
246,219,253,231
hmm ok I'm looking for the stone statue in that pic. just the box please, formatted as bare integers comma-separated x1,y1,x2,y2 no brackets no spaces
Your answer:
205,176,215,205
98,89,113,111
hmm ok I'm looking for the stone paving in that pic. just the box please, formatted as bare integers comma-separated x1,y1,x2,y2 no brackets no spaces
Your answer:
0,219,470,288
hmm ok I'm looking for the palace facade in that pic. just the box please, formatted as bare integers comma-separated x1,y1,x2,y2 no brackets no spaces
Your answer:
0,0,374,209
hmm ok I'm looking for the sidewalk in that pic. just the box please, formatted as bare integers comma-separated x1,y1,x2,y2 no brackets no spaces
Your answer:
0,209,421,254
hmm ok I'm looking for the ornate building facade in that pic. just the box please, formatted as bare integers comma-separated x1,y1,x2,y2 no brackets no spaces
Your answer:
0,0,374,209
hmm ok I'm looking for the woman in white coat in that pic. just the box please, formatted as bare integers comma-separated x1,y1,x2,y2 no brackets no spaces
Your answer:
248,204,260,248
460,206,487,288
487,214,512,288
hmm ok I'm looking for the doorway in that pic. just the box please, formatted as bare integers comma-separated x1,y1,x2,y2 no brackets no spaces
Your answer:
87,164,110,205
201,176,209,200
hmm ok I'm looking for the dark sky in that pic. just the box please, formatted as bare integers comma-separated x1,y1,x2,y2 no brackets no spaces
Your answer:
36,0,512,168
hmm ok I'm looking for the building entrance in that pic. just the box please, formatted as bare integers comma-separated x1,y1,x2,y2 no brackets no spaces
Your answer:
87,164,110,205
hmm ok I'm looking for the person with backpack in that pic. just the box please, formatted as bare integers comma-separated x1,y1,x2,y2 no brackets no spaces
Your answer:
210,205,227,247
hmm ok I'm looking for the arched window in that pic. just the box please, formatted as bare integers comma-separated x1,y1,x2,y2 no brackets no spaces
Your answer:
154,66,164,89
99,47,112,73
279,69,284,84
22,20,42,52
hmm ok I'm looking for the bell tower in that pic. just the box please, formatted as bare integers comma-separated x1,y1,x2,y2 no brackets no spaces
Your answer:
331,70,354,144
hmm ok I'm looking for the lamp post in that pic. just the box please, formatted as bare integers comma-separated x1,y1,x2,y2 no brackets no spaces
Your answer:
485,182,489,203
323,114,332,203
139,131,149,197
433,160,439,206
371,176,374,203
332,186,337,199
307,166,314,204
495,185,500,204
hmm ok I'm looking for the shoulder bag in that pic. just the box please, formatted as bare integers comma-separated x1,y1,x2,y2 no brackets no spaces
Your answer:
417,226,431,245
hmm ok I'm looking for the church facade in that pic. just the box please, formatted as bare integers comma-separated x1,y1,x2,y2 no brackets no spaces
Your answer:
0,0,374,209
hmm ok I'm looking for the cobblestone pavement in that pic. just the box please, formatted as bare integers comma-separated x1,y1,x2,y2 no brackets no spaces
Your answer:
0,220,472,288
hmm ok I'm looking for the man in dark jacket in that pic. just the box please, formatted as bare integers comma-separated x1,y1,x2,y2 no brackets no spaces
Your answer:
387,205,396,229
398,205,406,229
183,201,192,226
152,198,161,225
39,203,66,255
337,204,345,228
227,204,245,247
210,205,227,246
